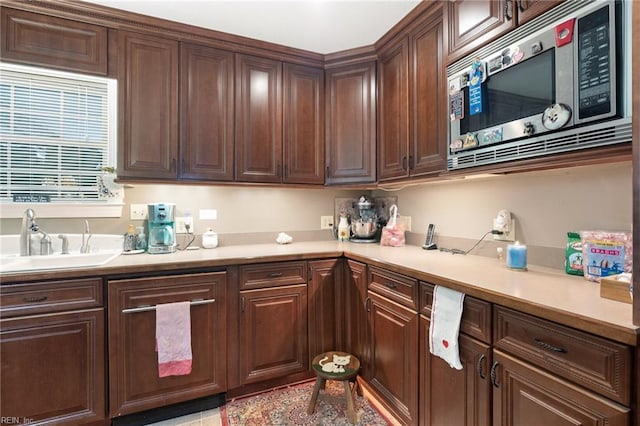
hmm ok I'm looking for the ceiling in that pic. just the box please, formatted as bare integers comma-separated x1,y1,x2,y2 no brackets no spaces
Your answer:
83,0,422,54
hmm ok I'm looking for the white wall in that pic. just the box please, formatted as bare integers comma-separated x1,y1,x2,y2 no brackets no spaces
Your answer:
375,161,633,249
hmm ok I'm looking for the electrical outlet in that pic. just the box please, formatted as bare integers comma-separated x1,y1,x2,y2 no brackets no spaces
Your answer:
130,204,148,220
320,216,334,230
493,218,516,241
399,215,412,232
175,216,194,234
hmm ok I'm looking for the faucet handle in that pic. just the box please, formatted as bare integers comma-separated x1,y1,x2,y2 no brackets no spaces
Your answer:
58,234,69,254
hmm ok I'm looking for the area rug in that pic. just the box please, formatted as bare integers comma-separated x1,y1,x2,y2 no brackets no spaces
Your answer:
222,380,391,425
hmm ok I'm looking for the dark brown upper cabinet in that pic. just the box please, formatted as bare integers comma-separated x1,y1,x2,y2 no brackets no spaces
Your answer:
235,54,283,183
325,61,377,185
117,30,179,180
180,43,235,181
378,6,446,181
283,64,325,184
445,0,564,64
1,7,108,75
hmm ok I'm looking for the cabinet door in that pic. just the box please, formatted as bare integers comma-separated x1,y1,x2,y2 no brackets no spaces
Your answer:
1,8,108,75
446,0,516,63
283,63,324,184
108,272,227,417
410,9,447,177
420,315,492,426
492,350,630,426
378,37,409,181
235,54,282,183
1,309,105,425
516,0,563,26
239,284,308,385
368,291,419,425
180,43,234,181
325,62,377,184
117,30,178,179
342,260,370,379
308,259,339,359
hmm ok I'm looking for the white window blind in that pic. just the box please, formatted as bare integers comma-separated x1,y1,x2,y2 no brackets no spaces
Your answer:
0,63,117,204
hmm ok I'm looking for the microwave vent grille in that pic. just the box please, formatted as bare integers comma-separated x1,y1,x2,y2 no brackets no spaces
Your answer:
447,0,593,76
447,118,632,170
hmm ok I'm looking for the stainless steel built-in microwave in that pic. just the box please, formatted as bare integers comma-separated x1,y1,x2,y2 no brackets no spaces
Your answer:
447,0,632,171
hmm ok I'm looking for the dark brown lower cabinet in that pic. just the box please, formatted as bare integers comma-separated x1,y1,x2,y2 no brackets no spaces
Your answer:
492,350,630,426
368,291,419,425
308,259,339,359
0,309,105,425
238,284,308,385
108,272,227,417
342,260,370,378
419,315,492,426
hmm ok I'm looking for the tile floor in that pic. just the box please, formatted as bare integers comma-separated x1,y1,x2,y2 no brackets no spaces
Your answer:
147,408,222,426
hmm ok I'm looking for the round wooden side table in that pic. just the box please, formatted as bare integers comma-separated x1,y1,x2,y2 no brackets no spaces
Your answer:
307,351,361,424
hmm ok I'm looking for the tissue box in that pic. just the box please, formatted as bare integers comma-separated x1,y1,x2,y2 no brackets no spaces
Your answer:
600,274,633,304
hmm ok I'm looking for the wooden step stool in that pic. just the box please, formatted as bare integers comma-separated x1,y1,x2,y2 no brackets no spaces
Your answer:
307,351,361,424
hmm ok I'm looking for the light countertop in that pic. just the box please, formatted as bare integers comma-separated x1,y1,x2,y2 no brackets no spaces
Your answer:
1,240,637,345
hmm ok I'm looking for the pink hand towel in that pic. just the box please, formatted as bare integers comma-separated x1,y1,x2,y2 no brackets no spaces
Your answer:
156,301,192,377
429,285,465,370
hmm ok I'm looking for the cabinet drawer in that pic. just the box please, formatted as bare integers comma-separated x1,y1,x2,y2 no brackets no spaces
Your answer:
494,306,631,405
368,266,418,310
239,261,307,290
420,282,491,343
0,278,103,318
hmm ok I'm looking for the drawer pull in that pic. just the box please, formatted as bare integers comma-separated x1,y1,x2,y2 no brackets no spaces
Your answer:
365,297,371,312
490,361,500,388
383,282,397,289
476,354,486,379
534,338,567,354
23,295,48,303
122,298,215,314
267,272,283,278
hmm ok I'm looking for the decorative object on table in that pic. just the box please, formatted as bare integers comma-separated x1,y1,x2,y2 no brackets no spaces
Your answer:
565,232,583,275
123,224,137,252
276,232,293,244
223,379,389,426
97,166,124,202
338,214,350,242
334,196,396,244
202,228,218,248
380,204,405,247
506,241,527,271
429,285,465,370
135,225,147,251
581,230,632,282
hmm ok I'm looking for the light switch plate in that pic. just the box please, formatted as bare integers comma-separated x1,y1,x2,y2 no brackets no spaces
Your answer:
130,204,148,220
320,216,334,230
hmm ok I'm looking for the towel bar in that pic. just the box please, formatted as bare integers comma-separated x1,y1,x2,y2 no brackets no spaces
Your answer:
122,298,216,314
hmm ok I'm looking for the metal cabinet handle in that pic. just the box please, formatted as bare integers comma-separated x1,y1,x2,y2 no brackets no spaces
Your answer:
490,361,500,387
408,155,414,170
267,272,283,278
23,295,48,303
122,298,215,314
326,166,330,179
517,0,526,12
476,354,486,379
533,338,567,353
365,297,371,312
401,156,408,171
241,296,245,313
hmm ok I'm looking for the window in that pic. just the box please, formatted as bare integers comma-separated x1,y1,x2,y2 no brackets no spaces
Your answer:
0,63,121,217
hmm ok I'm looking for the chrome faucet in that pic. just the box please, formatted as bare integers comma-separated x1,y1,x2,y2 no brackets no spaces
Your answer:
81,219,92,254
20,208,39,256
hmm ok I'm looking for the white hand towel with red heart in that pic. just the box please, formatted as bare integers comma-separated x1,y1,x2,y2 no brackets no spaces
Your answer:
429,285,465,370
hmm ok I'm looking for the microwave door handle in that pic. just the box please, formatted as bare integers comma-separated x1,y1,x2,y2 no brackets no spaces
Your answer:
504,1,512,20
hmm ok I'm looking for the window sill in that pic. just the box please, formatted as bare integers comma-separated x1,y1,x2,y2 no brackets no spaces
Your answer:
0,203,124,219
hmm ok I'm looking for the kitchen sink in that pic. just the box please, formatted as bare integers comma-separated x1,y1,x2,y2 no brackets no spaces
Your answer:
0,234,123,273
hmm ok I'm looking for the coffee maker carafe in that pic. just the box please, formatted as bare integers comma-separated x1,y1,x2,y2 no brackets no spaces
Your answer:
147,203,176,254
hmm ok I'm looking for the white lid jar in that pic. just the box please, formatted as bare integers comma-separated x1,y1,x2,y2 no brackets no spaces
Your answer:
202,228,218,249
